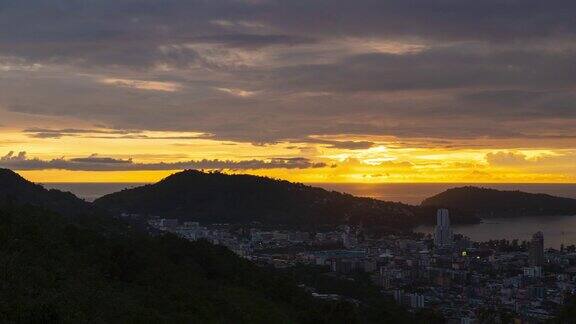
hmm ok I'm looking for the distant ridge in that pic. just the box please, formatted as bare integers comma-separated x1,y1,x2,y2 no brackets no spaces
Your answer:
0,169,431,322
94,170,421,228
0,168,94,216
8,168,571,226
421,186,576,217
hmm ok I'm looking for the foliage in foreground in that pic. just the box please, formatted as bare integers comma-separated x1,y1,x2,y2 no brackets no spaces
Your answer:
0,203,439,323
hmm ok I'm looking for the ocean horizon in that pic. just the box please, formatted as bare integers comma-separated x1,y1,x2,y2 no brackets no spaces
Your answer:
45,181,576,248
44,182,576,205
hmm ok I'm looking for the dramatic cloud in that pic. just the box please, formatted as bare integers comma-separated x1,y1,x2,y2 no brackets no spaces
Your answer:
0,152,327,171
22,128,211,140
297,138,376,150
100,78,182,92
0,0,574,182
190,34,317,48
485,152,533,166
216,88,258,98
23,128,140,139
486,151,576,168
272,46,576,92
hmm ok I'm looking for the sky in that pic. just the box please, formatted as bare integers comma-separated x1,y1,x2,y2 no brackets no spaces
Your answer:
0,0,575,183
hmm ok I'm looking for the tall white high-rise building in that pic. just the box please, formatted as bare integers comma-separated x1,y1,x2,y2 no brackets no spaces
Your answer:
434,209,453,247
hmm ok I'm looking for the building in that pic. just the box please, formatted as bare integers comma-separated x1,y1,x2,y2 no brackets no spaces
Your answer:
393,290,425,309
342,225,359,249
529,231,545,267
408,293,425,308
523,266,543,278
434,209,453,247
159,218,179,230
528,286,546,299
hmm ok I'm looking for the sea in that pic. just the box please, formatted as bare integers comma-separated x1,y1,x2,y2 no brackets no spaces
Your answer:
44,182,576,248
319,183,576,249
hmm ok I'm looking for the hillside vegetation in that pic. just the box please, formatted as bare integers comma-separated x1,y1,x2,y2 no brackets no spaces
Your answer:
421,186,576,217
0,168,441,323
95,170,420,229
0,169,94,216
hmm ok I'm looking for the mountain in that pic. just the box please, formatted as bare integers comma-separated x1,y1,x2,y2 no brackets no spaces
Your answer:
421,186,576,217
0,171,441,323
94,170,421,229
0,168,94,216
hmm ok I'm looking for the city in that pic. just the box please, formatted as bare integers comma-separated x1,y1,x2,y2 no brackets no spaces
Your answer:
2,0,576,322
143,209,576,323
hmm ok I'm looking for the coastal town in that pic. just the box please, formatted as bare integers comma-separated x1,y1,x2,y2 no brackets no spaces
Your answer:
140,210,576,323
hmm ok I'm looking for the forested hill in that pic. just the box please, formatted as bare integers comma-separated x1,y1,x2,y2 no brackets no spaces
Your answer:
3,200,441,322
94,170,420,229
421,186,576,217
0,168,94,216
0,171,442,323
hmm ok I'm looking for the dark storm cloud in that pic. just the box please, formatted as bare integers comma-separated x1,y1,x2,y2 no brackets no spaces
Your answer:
4,1,576,42
460,90,547,104
0,151,327,171
2,0,576,67
257,0,576,42
3,70,574,144
23,128,139,138
191,34,317,48
296,138,376,150
455,90,576,119
271,46,576,92
70,155,133,164
22,128,210,140
1,0,576,145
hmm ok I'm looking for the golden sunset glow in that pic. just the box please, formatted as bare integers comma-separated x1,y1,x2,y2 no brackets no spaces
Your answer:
3,125,574,183
4,2,576,322
1,0,575,185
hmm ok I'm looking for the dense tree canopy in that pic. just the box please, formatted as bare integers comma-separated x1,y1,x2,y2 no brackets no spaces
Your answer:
422,186,576,217
0,201,451,323
95,170,427,228
0,202,415,323
0,169,95,216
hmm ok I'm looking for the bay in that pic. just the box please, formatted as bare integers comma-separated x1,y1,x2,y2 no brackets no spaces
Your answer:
44,182,576,247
